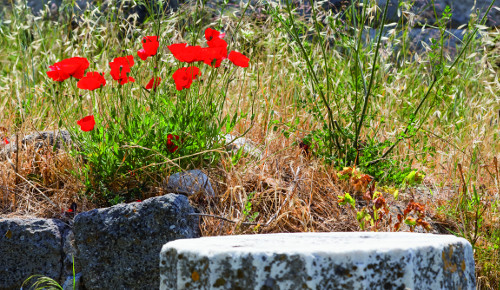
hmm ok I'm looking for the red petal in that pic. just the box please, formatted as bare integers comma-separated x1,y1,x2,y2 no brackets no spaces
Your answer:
47,57,90,82
207,37,227,49
205,28,220,41
47,68,70,82
201,46,227,67
186,67,200,79
228,51,249,68
109,56,135,84
137,49,148,61
125,55,135,67
138,36,159,60
172,67,200,91
54,57,90,79
145,77,162,90
142,36,159,56
168,43,203,63
77,72,106,90
77,115,96,132
167,134,180,153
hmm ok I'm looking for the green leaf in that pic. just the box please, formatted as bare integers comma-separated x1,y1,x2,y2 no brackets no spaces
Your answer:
404,218,417,226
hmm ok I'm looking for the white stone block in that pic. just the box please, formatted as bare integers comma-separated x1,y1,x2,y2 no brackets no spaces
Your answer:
160,232,475,289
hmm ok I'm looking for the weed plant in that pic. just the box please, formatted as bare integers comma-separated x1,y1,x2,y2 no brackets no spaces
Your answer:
0,0,499,288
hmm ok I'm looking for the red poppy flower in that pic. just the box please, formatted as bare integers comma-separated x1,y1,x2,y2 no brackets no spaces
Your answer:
77,72,106,90
228,51,249,68
168,43,204,63
205,28,225,41
77,115,96,132
207,37,227,49
47,57,89,82
167,134,180,153
2,138,8,145
109,55,135,85
172,67,200,91
145,77,161,90
200,46,227,68
204,34,228,68
137,36,159,60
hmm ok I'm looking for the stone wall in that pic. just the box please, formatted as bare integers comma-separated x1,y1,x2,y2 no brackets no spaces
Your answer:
0,194,200,290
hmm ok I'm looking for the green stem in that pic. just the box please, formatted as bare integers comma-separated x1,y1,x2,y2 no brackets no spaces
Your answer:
280,0,341,155
354,0,389,162
370,0,496,166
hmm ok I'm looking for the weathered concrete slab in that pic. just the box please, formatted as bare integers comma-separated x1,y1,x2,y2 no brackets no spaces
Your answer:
0,218,70,289
160,232,475,290
73,194,200,290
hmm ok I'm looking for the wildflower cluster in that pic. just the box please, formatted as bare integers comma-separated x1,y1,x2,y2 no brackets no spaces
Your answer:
45,28,249,154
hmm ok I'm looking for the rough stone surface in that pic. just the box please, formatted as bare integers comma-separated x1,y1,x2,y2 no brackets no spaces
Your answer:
377,0,499,28
0,130,72,161
160,232,475,290
363,27,467,56
14,0,179,23
62,272,83,290
0,218,70,289
73,194,200,290
4,0,498,28
166,169,215,197
62,229,82,282
224,134,262,159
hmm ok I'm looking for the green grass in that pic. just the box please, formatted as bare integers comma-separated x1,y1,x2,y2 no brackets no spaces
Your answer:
1,0,499,288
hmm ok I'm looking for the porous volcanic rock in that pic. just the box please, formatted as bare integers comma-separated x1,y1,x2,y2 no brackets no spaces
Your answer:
73,194,200,290
0,218,71,289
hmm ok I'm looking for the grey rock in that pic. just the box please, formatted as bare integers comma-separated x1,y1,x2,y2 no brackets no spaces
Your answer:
166,169,215,197
224,134,262,159
62,272,83,290
365,0,498,28
21,129,72,147
321,0,348,12
0,129,72,161
73,194,200,290
364,26,467,56
62,229,80,279
17,0,179,23
0,218,70,289
160,232,476,290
